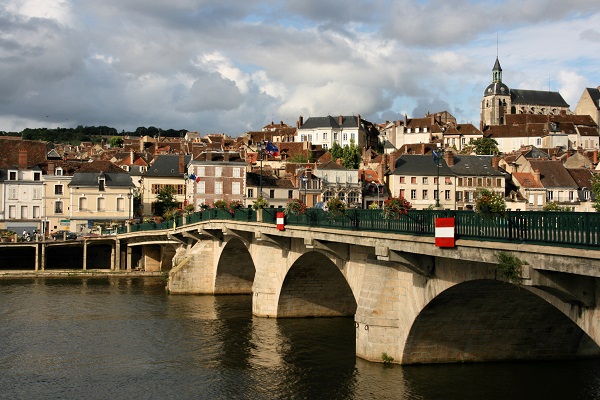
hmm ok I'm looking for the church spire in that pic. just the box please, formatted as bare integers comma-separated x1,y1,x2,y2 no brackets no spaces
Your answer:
492,57,502,83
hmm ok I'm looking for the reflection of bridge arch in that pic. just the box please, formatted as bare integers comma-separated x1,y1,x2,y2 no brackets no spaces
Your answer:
215,238,255,294
403,279,599,364
277,251,356,318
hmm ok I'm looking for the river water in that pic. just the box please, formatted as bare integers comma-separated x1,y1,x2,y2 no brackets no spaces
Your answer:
1,277,600,400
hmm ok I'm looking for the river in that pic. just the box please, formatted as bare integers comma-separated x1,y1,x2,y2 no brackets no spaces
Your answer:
1,277,599,400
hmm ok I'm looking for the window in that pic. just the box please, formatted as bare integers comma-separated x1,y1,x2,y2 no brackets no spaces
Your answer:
434,190,439,200
351,133,355,141
55,185,63,195
97,197,106,211
445,177,452,185
99,177,105,191
9,205,15,218
457,178,463,186
569,191,574,201
445,190,451,200
197,181,205,194
176,184,184,195
33,206,40,218
117,197,125,212
411,189,417,200
467,178,473,187
55,168,63,176
399,177,405,184
334,132,338,140
584,190,590,200
496,178,502,187
8,187,17,199
215,167,222,177
232,182,241,195
79,197,88,211
399,189,405,198
422,190,428,199
55,201,63,214
33,188,42,199
33,172,41,181
269,189,275,199
411,177,417,184
422,177,428,184
248,188,254,198
528,194,534,205
21,206,27,218
215,182,223,195
9,171,16,180
197,166,205,177
323,132,327,141
323,144,328,149
343,133,348,141
537,138,542,146
308,134,312,142
456,191,463,201
233,168,241,178
547,191,554,201
288,190,293,199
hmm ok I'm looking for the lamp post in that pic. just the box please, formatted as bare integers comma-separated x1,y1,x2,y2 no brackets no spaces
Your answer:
435,146,444,208
127,192,133,220
301,173,308,204
256,141,265,199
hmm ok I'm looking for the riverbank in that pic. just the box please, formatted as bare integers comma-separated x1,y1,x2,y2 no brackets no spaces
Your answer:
0,270,166,278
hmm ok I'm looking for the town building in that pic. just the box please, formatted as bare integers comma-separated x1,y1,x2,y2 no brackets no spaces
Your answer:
575,86,600,127
142,154,191,215
295,115,379,150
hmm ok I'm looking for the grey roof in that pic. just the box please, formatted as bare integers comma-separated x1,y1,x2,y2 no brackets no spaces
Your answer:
449,155,505,177
145,154,192,177
585,87,600,110
510,89,569,107
484,82,510,97
70,172,134,187
299,115,360,130
392,155,453,176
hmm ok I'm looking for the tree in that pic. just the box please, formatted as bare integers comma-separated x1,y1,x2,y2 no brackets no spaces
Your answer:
154,186,178,217
472,137,499,155
108,136,123,148
592,173,600,212
329,139,362,169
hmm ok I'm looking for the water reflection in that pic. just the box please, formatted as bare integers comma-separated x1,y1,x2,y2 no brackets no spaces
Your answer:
1,278,600,400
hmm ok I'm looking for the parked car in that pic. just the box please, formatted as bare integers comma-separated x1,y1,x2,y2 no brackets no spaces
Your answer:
51,230,78,241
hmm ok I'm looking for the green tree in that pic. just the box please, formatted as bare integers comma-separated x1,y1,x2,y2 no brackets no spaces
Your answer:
592,173,600,212
472,137,499,155
108,136,124,148
154,186,178,217
329,139,362,169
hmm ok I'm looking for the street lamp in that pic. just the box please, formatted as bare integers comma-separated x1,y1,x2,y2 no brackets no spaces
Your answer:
127,192,133,220
301,172,308,204
434,145,444,208
256,141,266,199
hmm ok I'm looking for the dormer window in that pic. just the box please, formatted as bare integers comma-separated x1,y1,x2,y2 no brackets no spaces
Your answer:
8,170,17,180
33,172,41,181
55,167,63,176
98,172,106,191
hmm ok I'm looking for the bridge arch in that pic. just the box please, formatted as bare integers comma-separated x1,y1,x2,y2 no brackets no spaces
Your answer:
215,238,255,294
402,279,599,364
277,251,357,318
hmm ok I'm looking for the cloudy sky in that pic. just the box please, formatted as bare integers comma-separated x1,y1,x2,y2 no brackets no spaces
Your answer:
1,0,599,136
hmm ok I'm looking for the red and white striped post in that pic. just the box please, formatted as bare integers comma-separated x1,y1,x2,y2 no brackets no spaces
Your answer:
435,217,455,248
276,212,285,231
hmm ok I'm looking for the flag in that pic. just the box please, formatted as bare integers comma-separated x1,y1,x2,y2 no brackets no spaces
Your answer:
195,176,201,183
265,141,279,157
432,150,440,164
189,173,196,181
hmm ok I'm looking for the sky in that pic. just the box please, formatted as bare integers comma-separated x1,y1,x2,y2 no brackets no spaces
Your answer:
0,0,599,136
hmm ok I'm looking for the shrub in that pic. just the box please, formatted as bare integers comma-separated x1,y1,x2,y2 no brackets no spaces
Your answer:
475,188,506,216
382,196,412,219
213,199,228,210
252,197,268,210
326,197,346,219
284,198,306,216
228,199,243,214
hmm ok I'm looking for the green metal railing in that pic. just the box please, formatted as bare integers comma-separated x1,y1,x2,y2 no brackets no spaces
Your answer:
121,209,600,249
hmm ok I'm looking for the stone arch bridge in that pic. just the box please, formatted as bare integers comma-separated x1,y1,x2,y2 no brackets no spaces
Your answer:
142,219,600,365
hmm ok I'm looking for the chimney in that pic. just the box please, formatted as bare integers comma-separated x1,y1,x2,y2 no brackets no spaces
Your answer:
178,152,185,174
492,155,500,169
594,149,598,165
18,148,27,168
297,115,304,128
430,114,435,126
130,150,134,164
421,143,425,154
404,114,408,126
444,151,455,167
336,158,343,165
224,152,230,162
339,115,343,125
48,161,55,176
357,114,361,127
206,151,212,162
533,169,541,183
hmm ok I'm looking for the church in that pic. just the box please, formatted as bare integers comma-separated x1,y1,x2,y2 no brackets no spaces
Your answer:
480,57,571,128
